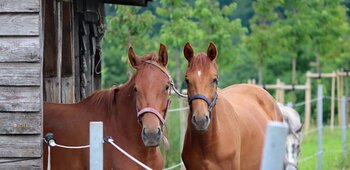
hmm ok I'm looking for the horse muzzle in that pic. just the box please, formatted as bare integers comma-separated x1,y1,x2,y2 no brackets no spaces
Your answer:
192,114,210,132
141,127,162,147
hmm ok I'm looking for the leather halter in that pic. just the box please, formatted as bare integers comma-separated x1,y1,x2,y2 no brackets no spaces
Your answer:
187,78,218,119
136,61,172,126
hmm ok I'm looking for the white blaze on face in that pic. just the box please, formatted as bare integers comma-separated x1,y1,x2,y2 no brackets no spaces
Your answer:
197,70,202,77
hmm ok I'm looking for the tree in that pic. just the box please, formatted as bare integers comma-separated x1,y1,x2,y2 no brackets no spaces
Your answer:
245,0,283,84
102,5,156,88
192,0,247,87
156,0,198,89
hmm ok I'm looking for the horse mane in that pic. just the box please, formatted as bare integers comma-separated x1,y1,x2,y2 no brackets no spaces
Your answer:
79,87,119,115
188,52,217,71
78,53,161,114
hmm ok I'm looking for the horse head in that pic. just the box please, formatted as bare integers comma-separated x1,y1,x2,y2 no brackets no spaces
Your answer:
183,42,218,132
279,103,303,170
128,44,171,147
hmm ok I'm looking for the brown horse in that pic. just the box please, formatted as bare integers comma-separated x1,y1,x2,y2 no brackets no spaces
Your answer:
181,42,283,170
44,44,172,169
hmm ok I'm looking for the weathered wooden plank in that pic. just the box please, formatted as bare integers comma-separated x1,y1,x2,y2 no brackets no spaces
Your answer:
0,63,40,86
61,77,75,104
73,4,81,102
0,112,41,134
44,78,61,103
0,14,39,36
0,0,39,13
0,158,41,170
43,0,57,77
62,1,73,77
0,87,40,112
0,135,41,157
0,37,39,62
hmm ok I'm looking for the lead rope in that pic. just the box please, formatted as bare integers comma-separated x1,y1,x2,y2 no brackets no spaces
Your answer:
170,80,187,98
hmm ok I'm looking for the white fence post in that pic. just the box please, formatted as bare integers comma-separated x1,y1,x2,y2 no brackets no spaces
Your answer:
341,96,347,162
317,84,323,170
90,122,103,170
261,122,288,170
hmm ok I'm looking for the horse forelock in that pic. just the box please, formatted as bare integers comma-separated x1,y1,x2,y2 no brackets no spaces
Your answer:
188,52,217,72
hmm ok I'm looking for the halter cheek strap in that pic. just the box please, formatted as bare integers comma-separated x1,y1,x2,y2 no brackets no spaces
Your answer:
187,77,219,119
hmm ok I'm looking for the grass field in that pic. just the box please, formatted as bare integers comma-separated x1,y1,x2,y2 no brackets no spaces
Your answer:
299,127,350,170
163,97,350,170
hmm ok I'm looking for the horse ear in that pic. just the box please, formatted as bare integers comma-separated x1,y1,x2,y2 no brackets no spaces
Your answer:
128,46,141,68
207,42,217,61
184,42,194,62
159,44,168,67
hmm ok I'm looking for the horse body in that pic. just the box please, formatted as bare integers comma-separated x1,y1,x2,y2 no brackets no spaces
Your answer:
181,42,283,170
44,45,170,169
222,84,283,170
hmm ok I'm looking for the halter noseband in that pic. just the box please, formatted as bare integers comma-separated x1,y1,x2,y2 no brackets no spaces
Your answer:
187,79,218,119
136,61,172,126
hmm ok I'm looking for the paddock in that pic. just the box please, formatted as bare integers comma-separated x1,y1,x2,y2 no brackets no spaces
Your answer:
0,0,349,169
0,0,150,168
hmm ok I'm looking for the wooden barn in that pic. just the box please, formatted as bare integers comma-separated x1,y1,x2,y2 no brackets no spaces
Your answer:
0,0,150,169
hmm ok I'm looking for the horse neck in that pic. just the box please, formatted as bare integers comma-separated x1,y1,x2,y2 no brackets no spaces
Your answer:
113,78,160,157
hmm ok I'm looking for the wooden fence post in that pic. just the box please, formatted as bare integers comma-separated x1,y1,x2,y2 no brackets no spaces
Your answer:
305,72,312,132
90,122,103,170
331,71,336,129
260,122,288,170
337,70,342,126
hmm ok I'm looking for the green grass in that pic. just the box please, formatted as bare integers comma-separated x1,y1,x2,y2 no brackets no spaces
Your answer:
162,97,184,169
163,98,350,170
299,127,350,170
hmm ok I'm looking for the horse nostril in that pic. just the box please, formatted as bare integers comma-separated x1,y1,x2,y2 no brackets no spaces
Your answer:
142,128,147,136
157,128,161,136
205,115,209,122
192,116,197,124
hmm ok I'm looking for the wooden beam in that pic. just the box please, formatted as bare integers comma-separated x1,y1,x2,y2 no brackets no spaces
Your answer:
0,0,40,13
55,0,63,103
307,72,336,78
304,74,312,132
330,71,336,129
257,84,307,90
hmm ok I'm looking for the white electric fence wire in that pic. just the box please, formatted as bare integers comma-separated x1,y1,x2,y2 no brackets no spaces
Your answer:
107,138,153,170
163,162,184,170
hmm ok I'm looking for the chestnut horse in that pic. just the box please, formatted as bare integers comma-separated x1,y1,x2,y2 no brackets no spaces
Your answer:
44,44,172,169
181,42,284,170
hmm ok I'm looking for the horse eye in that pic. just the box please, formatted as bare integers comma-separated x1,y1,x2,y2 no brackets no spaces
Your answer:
185,78,189,84
213,78,218,83
165,85,170,91
134,87,138,92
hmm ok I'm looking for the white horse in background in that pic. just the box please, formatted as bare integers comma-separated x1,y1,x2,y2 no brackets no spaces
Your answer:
278,103,303,170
